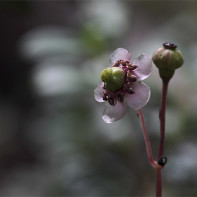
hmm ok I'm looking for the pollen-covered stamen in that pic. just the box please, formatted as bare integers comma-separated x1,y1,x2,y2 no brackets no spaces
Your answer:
102,89,110,101
102,88,117,106
112,60,120,67
124,83,135,94
108,97,115,106
126,87,135,94
128,64,137,70
103,93,108,101
120,60,128,66
126,62,132,67
117,92,124,103
127,72,137,82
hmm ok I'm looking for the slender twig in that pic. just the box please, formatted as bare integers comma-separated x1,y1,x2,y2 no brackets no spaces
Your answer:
137,109,157,168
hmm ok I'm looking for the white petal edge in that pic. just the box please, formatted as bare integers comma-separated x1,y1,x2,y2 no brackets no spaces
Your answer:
110,48,131,65
124,82,150,111
94,81,104,102
102,101,127,123
132,53,152,80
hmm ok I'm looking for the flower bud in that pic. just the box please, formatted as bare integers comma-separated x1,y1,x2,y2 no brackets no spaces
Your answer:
152,43,184,81
101,67,125,92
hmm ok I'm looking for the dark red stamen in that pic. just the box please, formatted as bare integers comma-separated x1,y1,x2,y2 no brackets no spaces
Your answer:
112,60,120,67
117,92,124,103
103,93,108,101
120,60,127,66
126,87,134,94
108,97,115,106
127,72,137,82
128,65,137,70
124,83,134,94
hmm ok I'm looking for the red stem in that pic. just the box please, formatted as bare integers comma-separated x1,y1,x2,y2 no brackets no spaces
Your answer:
138,109,162,197
138,79,169,197
137,109,157,168
156,168,162,197
158,80,169,160
156,79,169,197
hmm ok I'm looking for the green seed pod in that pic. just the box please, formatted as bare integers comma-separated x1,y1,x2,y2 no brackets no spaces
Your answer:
101,67,125,92
152,43,184,81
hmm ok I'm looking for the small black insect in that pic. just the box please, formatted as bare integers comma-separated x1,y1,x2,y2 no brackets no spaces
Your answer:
158,156,167,167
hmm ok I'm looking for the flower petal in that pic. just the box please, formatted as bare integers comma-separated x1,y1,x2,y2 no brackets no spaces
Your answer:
110,48,131,64
102,101,126,123
124,82,150,110
132,53,152,80
94,81,104,102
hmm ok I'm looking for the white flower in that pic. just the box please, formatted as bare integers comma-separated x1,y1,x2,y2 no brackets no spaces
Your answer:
94,48,152,123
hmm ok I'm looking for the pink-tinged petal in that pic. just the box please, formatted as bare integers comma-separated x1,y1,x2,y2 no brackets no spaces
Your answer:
102,101,126,123
94,81,104,102
132,53,152,80
124,82,150,110
110,48,131,64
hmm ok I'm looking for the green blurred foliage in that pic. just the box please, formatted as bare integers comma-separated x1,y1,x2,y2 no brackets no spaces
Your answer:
81,25,108,56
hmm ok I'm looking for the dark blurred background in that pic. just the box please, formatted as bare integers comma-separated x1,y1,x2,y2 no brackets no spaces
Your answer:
0,1,197,196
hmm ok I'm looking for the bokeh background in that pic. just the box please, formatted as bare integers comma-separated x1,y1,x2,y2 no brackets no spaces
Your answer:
0,1,197,196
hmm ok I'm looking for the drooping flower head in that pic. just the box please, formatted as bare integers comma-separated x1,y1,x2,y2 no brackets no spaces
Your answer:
94,48,152,123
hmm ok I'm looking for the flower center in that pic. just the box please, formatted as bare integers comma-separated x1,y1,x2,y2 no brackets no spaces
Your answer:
102,59,138,106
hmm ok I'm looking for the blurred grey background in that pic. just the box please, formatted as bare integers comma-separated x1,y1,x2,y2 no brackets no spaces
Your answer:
0,1,197,196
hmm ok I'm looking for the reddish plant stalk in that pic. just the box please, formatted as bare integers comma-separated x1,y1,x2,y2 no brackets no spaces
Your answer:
156,168,162,197
155,80,169,197
137,110,157,168
158,80,169,160
138,108,164,197
138,79,169,197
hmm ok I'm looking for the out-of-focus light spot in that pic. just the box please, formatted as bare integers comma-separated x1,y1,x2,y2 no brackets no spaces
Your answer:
32,61,80,96
18,26,81,62
81,0,129,37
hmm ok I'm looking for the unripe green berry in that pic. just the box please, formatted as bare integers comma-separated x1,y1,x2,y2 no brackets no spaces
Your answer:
152,43,184,81
101,67,125,92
